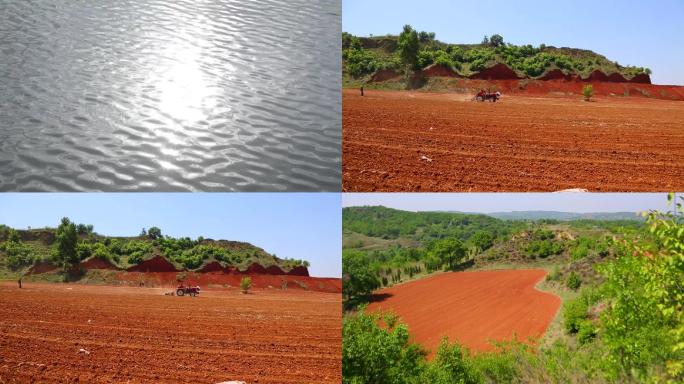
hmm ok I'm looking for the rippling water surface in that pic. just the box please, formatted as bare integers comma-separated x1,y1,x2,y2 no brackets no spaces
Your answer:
0,0,341,191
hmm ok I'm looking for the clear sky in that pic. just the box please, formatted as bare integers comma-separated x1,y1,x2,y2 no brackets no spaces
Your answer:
343,0,684,85
342,193,677,214
0,193,341,277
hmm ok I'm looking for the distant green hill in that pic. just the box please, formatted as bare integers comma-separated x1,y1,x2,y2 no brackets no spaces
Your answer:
343,205,514,242
343,27,651,82
486,211,643,221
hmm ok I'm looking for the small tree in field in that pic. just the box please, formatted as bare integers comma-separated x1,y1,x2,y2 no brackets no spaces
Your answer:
398,24,419,71
583,84,594,101
240,277,252,294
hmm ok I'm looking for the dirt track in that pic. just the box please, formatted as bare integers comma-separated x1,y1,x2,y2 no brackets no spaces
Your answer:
343,89,684,191
367,269,560,356
0,282,341,383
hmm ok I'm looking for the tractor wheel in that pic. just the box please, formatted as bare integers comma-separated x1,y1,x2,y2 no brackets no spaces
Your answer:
176,289,184,296
492,97,497,102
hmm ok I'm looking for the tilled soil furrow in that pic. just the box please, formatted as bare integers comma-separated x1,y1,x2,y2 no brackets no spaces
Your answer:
0,283,341,383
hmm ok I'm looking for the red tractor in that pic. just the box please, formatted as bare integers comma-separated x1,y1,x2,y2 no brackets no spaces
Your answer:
176,285,201,297
475,89,501,102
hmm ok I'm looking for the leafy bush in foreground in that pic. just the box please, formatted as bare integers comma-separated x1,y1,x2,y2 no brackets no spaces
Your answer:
598,196,684,381
343,309,425,384
342,309,616,383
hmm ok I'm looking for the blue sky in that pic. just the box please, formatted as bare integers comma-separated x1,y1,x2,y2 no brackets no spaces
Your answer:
0,193,341,277
342,193,677,214
343,0,684,85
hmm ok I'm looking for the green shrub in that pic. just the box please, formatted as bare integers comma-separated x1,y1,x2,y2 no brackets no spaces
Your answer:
2,241,34,269
545,266,561,282
343,310,425,384
570,244,589,260
7,228,20,243
564,289,601,335
469,344,522,383
583,84,594,101
598,200,684,381
420,337,478,384
240,277,252,293
524,239,562,259
577,320,597,344
564,297,588,334
566,271,582,290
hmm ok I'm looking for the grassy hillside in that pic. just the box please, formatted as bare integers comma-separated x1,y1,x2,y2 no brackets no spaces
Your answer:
342,28,651,84
342,206,642,293
343,200,684,383
0,220,309,278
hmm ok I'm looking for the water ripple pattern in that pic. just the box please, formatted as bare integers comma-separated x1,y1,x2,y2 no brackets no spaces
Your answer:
0,0,341,191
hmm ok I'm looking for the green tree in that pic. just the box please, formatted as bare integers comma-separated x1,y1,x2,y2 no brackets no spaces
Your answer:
343,310,425,384
418,31,430,43
342,250,380,303
54,217,78,270
7,228,20,243
76,224,88,235
92,243,111,261
2,235,33,270
490,34,504,47
431,238,466,270
470,231,494,251
147,226,162,240
398,24,420,71
599,195,684,381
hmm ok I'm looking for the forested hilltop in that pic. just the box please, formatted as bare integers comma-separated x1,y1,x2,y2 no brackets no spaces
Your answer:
343,206,640,296
342,200,684,383
343,25,651,82
0,218,309,278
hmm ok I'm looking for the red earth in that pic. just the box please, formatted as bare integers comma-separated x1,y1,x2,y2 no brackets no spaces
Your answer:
343,88,684,191
0,282,341,383
366,269,561,357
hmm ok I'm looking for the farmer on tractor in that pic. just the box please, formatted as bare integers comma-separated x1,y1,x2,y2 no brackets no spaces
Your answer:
476,89,501,102
176,284,201,297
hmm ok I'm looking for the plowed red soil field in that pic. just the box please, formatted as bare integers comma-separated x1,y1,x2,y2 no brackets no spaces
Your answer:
343,89,684,191
0,282,341,383
367,269,560,357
